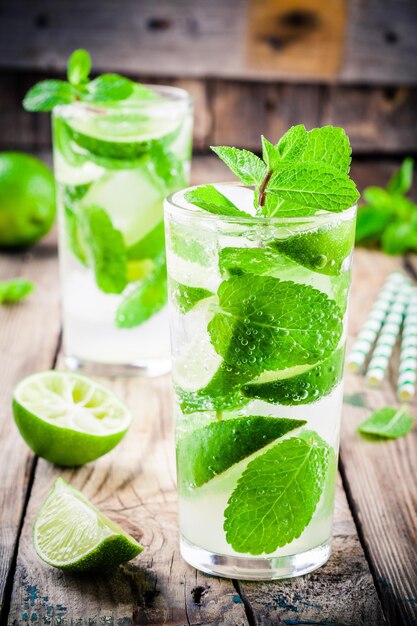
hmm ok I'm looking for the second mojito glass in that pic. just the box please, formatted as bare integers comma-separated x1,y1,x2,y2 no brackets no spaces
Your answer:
53,86,193,375
165,183,356,579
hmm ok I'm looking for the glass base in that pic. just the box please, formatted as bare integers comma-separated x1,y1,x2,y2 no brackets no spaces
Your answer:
64,355,171,378
180,536,331,580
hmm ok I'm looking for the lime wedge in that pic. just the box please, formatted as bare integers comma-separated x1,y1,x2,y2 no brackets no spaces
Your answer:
33,478,142,571
13,371,131,466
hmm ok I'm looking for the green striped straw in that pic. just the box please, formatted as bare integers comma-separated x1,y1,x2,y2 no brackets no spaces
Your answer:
397,288,417,401
366,280,411,387
347,272,405,373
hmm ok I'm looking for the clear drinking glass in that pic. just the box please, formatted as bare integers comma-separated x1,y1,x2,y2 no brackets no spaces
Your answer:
164,183,356,580
53,86,193,376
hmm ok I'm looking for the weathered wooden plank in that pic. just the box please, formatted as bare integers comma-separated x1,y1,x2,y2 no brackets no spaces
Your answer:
0,0,416,85
237,476,386,625
3,72,417,155
7,375,249,626
0,231,61,619
340,248,417,626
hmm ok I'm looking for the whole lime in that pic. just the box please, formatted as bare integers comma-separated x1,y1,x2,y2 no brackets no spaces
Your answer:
0,152,56,249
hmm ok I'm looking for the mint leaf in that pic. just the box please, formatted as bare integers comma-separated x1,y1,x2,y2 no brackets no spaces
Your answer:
148,142,186,191
224,431,331,554
185,184,248,217
270,219,355,276
267,162,359,213
242,347,345,405
261,136,280,170
63,184,91,263
79,205,127,294
171,280,214,314
381,220,417,254
300,126,352,173
23,80,76,112
387,157,414,196
355,205,392,242
210,146,266,186
178,416,306,488
85,74,134,102
358,406,413,439
276,124,308,161
0,278,34,304
209,276,343,377
115,263,167,328
67,49,91,85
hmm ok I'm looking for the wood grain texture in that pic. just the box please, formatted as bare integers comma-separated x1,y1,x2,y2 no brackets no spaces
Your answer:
237,475,386,625
341,248,417,626
0,0,416,85
7,376,249,626
0,231,60,619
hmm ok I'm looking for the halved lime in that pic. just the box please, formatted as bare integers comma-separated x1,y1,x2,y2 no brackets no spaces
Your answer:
33,478,142,571
13,371,131,466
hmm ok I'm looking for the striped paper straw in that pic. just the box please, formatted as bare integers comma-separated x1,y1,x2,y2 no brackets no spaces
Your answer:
347,272,405,373
366,280,411,387
397,288,417,401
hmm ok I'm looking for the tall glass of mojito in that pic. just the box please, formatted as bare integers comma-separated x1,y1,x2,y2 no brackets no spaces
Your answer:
23,51,193,375
165,126,359,579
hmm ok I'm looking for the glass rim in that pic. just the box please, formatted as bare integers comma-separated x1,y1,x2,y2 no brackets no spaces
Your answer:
165,182,358,226
54,83,193,116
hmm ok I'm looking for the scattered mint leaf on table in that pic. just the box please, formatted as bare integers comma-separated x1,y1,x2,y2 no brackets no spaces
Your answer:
0,279,34,304
67,49,91,86
79,205,127,294
178,416,306,488
184,185,248,217
224,430,331,554
210,147,266,186
115,263,167,328
358,407,414,439
171,280,214,314
209,275,343,376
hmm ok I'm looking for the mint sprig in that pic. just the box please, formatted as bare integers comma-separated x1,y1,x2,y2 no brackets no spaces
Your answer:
186,126,359,218
356,158,417,254
23,49,154,112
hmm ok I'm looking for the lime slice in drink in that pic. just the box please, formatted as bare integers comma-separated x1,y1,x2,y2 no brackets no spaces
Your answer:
13,371,131,466
33,478,142,571
270,220,355,276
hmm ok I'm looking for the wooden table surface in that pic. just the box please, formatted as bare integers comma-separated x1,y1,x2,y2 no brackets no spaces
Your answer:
0,157,416,626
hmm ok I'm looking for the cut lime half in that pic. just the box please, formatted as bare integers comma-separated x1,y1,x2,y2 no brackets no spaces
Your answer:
13,371,131,466
33,478,142,571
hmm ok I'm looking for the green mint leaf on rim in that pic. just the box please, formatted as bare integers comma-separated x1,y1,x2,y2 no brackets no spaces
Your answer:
184,184,248,217
210,147,266,186
208,275,343,376
242,347,345,405
387,157,414,196
67,49,91,86
224,430,331,554
299,126,352,173
178,416,306,488
115,263,167,328
23,80,76,112
85,74,135,103
266,162,359,213
171,280,214,314
276,124,308,161
79,205,127,294
358,406,414,439
0,278,34,304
